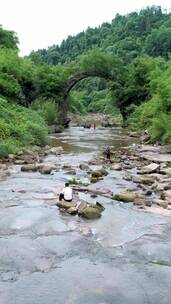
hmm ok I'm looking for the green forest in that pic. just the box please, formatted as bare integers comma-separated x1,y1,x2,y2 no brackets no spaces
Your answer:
0,5,171,157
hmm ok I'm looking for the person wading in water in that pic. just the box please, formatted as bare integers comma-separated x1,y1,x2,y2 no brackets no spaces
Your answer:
105,146,111,160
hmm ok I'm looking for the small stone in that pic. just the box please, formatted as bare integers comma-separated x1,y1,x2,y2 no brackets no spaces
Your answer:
160,201,168,209
0,164,8,170
79,164,90,170
91,177,99,183
145,190,152,196
133,198,145,206
79,227,92,236
144,200,152,207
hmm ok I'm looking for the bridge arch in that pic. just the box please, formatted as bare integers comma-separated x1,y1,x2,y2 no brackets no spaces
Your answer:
59,71,113,125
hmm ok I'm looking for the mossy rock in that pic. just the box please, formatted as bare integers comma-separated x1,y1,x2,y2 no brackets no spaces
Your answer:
114,191,137,202
91,177,99,183
91,168,108,178
80,207,102,219
57,201,77,209
67,206,78,215
78,202,87,214
89,202,105,212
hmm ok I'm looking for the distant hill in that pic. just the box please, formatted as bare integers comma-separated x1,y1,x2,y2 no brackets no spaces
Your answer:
29,6,171,65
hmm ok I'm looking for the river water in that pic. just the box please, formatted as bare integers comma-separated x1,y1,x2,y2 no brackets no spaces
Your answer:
0,126,171,304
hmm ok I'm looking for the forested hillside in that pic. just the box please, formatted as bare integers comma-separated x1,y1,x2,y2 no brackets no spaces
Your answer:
0,6,171,157
29,6,170,64
29,6,171,137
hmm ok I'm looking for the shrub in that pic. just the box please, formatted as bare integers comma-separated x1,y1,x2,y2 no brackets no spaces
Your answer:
0,138,19,157
0,97,49,156
0,119,10,139
31,98,58,125
28,122,48,146
150,113,171,144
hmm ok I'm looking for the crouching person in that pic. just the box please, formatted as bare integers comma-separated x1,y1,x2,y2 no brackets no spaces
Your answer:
59,182,73,202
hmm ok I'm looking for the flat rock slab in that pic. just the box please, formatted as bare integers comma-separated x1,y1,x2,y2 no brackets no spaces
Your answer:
145,206,171,216
139,145,160,153
140,152,171,163
139,163,159,174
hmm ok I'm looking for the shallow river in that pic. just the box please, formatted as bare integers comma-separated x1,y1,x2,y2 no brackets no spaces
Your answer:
0,126,171,304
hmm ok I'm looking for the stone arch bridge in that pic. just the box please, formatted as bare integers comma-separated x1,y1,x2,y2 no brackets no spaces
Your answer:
58,71,114,126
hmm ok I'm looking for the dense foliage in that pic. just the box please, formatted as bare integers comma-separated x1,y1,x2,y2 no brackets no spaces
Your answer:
0,98,48,157
0,6,170,154
29,6,169,65
28,6,171,132
128,58,171,143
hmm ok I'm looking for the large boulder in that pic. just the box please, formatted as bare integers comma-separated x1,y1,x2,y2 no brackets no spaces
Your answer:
91,168,108,178
56,201,77,209
80,206,102,219
47,147,63,155
79,164,90,171
78,202,105,219
110,164,122,171
140,176,155,185
16,148,39,163
161,190,171,202
67,206,78,215
78,202,87,214
138,163,160,174
21,164,38,172
39,165,53,174
114,191,137,202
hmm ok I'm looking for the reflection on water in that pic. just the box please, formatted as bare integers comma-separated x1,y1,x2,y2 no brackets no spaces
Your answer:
50,125,137,153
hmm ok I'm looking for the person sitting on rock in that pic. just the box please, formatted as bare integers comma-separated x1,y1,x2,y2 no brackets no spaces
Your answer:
59,182,73,202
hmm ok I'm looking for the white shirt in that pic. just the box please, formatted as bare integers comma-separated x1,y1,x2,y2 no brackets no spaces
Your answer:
62,186,72,200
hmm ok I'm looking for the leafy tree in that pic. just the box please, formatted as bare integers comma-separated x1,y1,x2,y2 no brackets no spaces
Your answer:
145,26,171,58
0,26,18,49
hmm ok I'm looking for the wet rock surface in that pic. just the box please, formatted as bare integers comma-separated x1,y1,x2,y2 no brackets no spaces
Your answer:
0,126,171,304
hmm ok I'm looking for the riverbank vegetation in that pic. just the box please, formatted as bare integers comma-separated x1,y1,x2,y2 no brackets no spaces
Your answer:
0,6,171,156
0,98,48,157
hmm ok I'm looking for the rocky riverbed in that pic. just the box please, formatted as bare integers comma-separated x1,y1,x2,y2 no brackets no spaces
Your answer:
0,125,171,304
